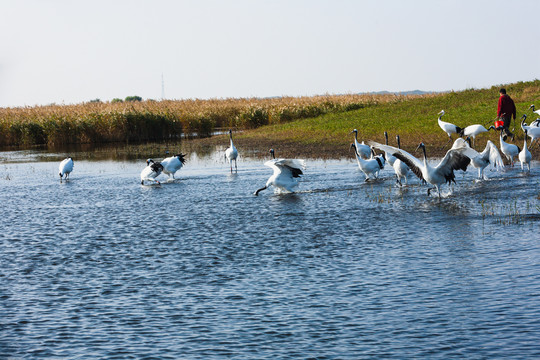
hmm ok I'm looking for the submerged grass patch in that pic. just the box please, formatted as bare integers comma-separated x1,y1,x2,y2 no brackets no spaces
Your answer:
479,198,540,225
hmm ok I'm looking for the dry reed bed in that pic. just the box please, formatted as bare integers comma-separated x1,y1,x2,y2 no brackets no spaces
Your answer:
0,94,429,147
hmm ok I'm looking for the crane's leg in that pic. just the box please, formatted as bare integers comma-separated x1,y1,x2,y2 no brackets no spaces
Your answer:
235,159,238,172
439,136,452,151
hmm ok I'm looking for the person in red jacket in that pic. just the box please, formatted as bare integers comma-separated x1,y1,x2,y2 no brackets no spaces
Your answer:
497,88,516,140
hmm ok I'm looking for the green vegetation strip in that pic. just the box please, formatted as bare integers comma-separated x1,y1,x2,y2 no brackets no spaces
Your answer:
220,80,540,159
2,81,540,160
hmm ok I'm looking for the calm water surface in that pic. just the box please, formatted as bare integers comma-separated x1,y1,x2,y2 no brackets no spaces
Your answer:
1,149,539,359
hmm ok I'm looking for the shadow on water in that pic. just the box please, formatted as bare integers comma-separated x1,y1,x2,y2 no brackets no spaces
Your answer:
269,192,303,203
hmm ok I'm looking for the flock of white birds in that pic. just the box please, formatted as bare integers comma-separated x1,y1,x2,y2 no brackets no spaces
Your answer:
57,107,540,198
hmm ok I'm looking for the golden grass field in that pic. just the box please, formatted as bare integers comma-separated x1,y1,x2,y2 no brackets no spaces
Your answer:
0,93,430,147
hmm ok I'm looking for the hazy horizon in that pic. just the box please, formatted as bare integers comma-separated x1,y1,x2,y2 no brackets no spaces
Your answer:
1,0,539,107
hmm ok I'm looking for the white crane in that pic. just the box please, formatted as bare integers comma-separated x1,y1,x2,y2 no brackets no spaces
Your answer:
161,153,186,180
59,157,74,182
438,110,463,149
254,149,306,195
529,104,540,116
499,131,520,167
393,135,410,186
350,143,385,181
521,115,540,149
451,138,504,180
518,129,532,171
523,112,540,128
368,140,470,198
350,129,372,159
225,129,238,173
140,159,164,185
461,124,495,148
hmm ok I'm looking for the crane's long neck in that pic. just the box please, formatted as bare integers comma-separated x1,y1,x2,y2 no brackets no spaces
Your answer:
397,136,401,149
351,145,363,164
384,132,388,145
421,145,428,165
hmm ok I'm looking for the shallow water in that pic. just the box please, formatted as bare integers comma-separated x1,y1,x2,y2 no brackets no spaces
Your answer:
1,150,540,359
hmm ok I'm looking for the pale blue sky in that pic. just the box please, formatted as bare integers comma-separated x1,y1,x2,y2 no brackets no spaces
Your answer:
1,0,539,107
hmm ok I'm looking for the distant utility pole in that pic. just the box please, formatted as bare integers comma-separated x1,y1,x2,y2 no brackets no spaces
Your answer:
161,73,165,100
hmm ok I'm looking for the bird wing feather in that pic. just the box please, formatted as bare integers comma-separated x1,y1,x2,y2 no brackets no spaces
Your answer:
367,141,423,170
264,159,304,178
367,141,424,181
284,165,303,178
273,159,306,171
265,159,305,178
435,150,470,185
161,154,186,173
176,154,187,165
464,124,487,136
451,138,480,159
150,162,164,173
486,141,504,170
160,157,172,168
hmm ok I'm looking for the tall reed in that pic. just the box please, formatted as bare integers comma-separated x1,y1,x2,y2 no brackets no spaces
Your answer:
0,93,426,147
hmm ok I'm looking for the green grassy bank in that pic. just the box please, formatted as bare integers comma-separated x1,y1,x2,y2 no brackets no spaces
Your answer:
208,80,540,159
2,81,539,161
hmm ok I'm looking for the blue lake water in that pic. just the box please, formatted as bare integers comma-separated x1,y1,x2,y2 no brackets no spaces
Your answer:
1,149,539,359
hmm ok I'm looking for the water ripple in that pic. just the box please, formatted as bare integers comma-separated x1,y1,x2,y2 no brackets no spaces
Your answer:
1,158,540,358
